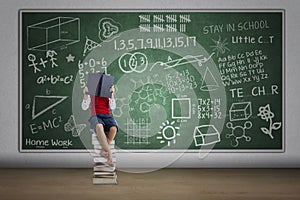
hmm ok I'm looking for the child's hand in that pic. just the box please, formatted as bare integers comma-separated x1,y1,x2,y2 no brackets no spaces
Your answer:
109,85,115,93
83,87,88,95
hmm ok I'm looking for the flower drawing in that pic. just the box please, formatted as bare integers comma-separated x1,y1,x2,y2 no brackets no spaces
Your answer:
257,104,281,139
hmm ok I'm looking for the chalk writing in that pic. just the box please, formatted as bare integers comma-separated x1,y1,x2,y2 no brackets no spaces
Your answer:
218,49,269,87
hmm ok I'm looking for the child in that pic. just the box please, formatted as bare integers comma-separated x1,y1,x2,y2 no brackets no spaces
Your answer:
81,85,118,164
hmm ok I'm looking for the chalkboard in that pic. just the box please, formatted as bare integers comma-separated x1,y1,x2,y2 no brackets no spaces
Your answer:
19,10,284,152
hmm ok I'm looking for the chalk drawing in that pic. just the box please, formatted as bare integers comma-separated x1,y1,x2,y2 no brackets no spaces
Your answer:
171,98,191,119
150,53,215,71
257,104,281,139
82,36,101,56
200,67,219,91
229,102,252,122
64,115,86,137
139,24,151,32
193,125,220,146
179,14,191,23
210,36,230,56
98,18,121,42
125,118,150,145
226,121,252,147
28,54,40,73
27,17,80,51
139,15,151,23
66,54,75,62
138,14,191,33
156,120,180,147
46,50,58,68
166,15,177,23
118,52,148,74
32,95,68,120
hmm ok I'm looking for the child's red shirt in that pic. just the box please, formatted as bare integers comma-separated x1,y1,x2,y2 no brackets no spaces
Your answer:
89,95,110,115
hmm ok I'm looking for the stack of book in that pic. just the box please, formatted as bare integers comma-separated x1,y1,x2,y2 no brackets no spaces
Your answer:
92,133,117,184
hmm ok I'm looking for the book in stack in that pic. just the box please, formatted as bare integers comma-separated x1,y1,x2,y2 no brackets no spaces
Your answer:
92,133,117,184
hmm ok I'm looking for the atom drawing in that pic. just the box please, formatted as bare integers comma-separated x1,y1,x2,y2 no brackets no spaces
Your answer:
226,121,252,147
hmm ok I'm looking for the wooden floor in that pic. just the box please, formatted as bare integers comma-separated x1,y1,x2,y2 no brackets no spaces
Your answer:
0,168,300,200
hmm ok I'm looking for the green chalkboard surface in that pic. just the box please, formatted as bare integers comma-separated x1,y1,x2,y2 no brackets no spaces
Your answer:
19,10,284,152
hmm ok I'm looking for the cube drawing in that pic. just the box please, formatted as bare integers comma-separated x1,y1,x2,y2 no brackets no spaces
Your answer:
27,17,80,51
229,102,252,121
193,125,220,146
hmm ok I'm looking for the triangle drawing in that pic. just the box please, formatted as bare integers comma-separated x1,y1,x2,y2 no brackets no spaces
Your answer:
200,67,219,91
32,95,68,120
83,36,101,56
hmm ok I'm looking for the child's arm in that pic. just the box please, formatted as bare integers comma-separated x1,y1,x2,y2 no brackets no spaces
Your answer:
109,85,116,110
109,98,116,110
81,87,91,110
